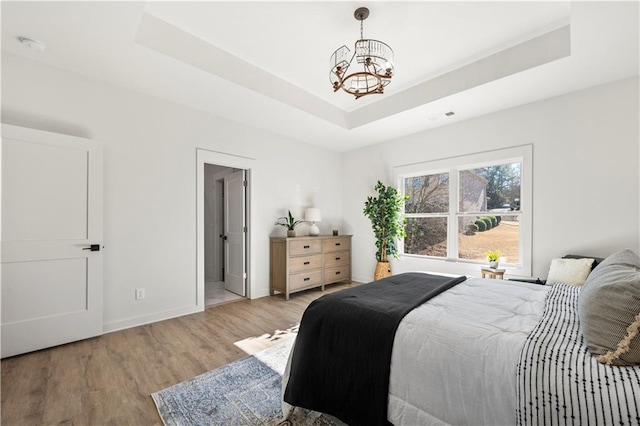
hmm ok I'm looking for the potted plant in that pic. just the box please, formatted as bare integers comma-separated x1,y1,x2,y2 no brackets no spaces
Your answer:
275,210,304,237
363,181,408,280
485,250,501,269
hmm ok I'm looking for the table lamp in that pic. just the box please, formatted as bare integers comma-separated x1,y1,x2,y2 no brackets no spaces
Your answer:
305,208,321,236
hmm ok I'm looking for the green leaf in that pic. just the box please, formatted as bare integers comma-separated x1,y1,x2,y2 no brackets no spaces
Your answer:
275,210,302,230
363,180,407,262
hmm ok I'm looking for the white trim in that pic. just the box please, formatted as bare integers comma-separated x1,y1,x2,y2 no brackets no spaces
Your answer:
103,304,201,333
352,275,372,285
394,145,530,176
393,145,533,277
196,149,254,311
250,288,272,300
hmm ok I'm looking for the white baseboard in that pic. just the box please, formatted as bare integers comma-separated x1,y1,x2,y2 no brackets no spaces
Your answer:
250,289,272,299
353,275,373,284
103,304,203,334
102,281,363,335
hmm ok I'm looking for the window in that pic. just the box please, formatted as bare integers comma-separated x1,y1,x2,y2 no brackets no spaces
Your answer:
404,173,450,256
394,145,532,275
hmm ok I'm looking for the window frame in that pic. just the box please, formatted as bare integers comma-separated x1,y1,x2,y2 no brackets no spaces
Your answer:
393,145,532,277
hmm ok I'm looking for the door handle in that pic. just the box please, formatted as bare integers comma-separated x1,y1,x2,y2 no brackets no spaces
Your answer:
83,244,100,252
222,235,228,240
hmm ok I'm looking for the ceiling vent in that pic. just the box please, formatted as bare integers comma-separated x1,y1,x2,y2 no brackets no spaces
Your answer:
427,111,456,122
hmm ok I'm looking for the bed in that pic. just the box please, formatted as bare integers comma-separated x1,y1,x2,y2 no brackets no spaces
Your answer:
282,250,640,425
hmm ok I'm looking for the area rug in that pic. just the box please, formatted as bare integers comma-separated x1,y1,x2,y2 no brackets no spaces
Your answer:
233,323,299,355
151,338,342,426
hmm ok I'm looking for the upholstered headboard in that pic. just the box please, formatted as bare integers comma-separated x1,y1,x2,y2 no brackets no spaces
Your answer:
562,254,605,270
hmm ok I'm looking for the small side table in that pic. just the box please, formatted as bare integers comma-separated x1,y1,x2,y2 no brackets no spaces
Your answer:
481,267,505,280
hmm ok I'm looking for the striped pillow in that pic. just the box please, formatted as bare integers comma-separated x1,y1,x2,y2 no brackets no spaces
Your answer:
577,249,640,366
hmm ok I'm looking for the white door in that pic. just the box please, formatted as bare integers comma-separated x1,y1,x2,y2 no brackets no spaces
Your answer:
1,124,103,358
223,170,246,296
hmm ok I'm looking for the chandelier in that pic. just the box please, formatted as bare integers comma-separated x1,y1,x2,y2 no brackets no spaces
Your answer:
329,7,394,99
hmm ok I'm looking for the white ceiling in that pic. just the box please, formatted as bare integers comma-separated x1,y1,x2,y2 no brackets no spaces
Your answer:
1,1,638,152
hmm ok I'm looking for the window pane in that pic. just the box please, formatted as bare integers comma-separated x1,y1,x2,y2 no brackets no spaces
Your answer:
458,215,519,263
459,162,521,212
405,173,449,213
404,217,447,257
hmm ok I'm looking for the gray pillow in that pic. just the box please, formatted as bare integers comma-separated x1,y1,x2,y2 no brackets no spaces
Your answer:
578,249,640,366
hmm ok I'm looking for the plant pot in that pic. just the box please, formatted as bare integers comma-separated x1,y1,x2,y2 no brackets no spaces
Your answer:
374,261,392,280
287,230,296,237
489,261,499,269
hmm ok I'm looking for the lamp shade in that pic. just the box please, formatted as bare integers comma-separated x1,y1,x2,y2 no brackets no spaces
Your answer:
305,208,322,222
306,208,321,236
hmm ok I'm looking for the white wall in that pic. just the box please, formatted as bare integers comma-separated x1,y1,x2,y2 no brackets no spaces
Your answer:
343,76,640,282
1,54,344,331
3,52,638,332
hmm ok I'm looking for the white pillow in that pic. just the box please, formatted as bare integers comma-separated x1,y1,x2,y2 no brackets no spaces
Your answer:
546,258,595,286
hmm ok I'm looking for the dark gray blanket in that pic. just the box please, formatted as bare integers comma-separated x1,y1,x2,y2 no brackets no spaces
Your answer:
283,272,467,426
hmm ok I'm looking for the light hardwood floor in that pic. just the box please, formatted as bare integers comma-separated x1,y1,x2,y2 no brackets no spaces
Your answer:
1,282,357,425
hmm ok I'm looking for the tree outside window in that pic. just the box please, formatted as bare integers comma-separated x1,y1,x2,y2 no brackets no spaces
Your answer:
402,160,522,265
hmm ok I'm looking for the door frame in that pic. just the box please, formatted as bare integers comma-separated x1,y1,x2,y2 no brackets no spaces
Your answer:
196,149,253,309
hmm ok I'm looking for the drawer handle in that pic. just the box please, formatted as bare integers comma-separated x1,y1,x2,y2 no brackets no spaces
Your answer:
335,243,341,246
303,245,310,249
335,271,341,275
304,277,310,281
335,257,340,261
303,261,310,265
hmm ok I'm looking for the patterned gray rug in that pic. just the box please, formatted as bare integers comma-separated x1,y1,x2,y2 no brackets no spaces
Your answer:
151,339,341,425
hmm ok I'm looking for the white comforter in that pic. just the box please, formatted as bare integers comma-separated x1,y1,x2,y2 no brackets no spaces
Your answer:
283,276,550,425
388,277,549,425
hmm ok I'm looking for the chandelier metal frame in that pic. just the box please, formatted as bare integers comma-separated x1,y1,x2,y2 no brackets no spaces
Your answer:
329,7,394,99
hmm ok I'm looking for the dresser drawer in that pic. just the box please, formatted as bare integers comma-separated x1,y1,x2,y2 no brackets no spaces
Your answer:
289,270,323,291
289,254,322,273
289,239,322,256
324,251,350,268
324,266,350,284
323,237,351,253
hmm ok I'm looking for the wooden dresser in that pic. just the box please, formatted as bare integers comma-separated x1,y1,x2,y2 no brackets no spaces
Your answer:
269,235,352,300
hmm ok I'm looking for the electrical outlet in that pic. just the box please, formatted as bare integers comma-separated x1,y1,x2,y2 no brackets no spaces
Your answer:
135,288,145,300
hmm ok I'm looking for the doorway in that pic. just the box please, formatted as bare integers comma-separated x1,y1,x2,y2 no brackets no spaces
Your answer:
195,149,255,310
204,164,246,306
